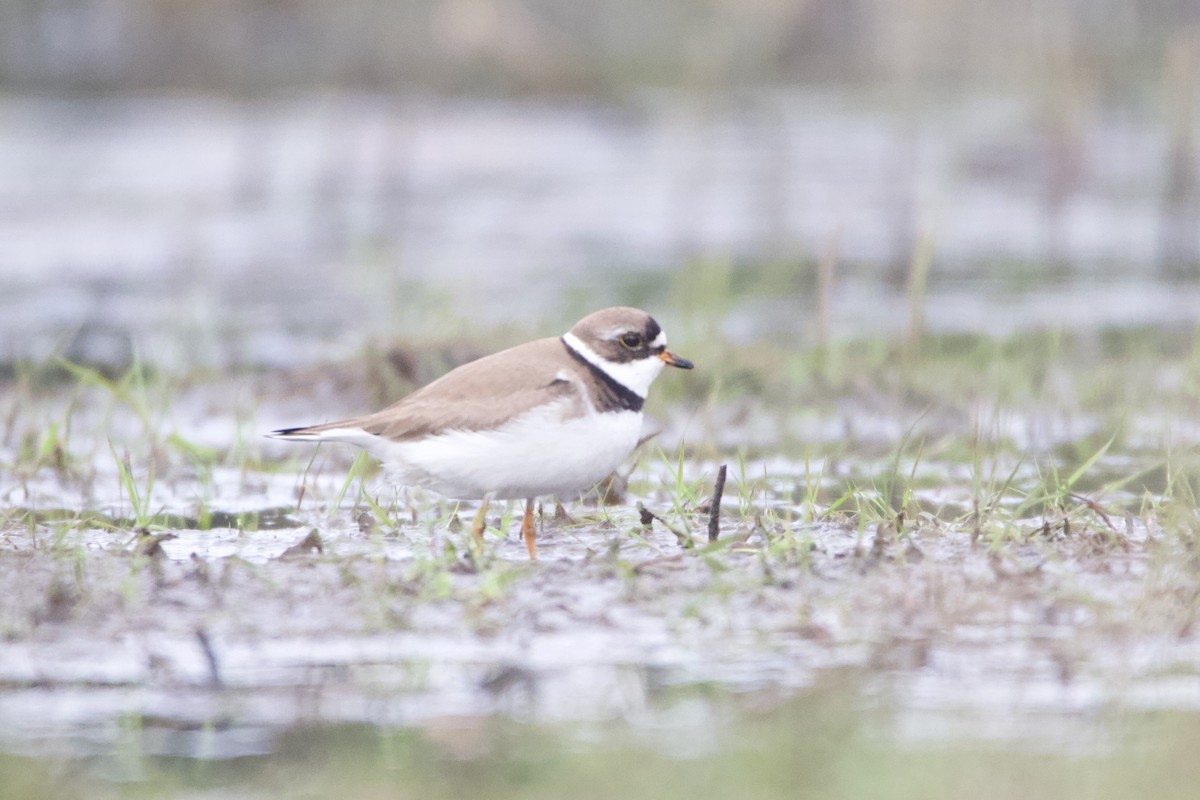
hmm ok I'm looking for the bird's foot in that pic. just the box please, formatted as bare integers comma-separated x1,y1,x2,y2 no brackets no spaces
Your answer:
522,499,537,561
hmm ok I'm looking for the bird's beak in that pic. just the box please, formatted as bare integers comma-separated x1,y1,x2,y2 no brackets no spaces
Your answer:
658,350,694,369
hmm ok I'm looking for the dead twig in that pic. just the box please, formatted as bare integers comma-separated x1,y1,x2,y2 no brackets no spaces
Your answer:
637,502,693,549
1069,492,1117,532
195,627,223,687
708,464,727,543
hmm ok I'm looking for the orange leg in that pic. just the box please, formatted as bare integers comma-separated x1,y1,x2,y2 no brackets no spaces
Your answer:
470,499,489,556
521,499,537,561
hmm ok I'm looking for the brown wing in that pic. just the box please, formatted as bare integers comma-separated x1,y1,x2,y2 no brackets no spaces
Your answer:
346,337,585,441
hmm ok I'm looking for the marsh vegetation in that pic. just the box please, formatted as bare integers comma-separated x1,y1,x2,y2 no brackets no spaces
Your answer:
6,262,1200,797
3,2,1200,796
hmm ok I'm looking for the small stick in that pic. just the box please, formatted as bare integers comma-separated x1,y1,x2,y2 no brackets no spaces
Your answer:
196,627,223,687
637,502,692,548
1069,492,1117,532
708,464,727,543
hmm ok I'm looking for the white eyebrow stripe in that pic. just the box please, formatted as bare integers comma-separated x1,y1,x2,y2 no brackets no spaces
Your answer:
651,330,667,348
563,332,607,368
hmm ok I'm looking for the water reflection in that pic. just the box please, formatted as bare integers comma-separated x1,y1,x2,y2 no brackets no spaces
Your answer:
1,92,1196,370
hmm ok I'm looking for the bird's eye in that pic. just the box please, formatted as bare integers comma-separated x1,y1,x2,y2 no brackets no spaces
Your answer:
620,333,643,349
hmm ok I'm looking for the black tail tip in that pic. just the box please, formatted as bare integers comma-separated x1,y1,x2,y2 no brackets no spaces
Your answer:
269,426,309,437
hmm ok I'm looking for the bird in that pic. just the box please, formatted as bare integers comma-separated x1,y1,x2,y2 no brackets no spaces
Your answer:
268,307,693,559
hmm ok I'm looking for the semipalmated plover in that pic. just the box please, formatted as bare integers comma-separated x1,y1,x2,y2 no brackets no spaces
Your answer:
269,307,693,559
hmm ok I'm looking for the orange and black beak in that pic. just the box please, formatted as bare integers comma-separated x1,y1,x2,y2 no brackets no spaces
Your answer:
658,350,694,370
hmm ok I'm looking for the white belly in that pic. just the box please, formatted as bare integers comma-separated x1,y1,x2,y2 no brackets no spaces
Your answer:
375,402,643,499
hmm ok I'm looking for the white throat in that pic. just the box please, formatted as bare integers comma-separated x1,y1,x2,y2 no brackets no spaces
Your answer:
562,331,664,399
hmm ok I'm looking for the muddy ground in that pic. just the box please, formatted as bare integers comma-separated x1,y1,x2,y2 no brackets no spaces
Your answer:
4,86,1200,797
4,326,1200,794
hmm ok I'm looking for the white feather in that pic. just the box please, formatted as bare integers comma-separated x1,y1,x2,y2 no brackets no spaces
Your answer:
376,399,642,499
561,331,665,398
268,427,377,446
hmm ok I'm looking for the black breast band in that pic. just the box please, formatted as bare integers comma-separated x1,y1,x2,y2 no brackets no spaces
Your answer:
560,338,645,413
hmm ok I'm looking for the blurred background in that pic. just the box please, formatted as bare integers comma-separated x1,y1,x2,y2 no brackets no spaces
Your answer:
1,0,1198,369
7,7,1200,795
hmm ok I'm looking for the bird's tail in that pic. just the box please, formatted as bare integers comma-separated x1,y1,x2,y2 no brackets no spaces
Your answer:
267,420,374,446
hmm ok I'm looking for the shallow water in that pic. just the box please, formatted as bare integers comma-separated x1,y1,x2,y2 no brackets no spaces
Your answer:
1,91,1197,371
3,409,1196,764
3,89,1200,791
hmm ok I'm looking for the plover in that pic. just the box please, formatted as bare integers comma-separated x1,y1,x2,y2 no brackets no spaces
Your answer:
269,307,693,559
